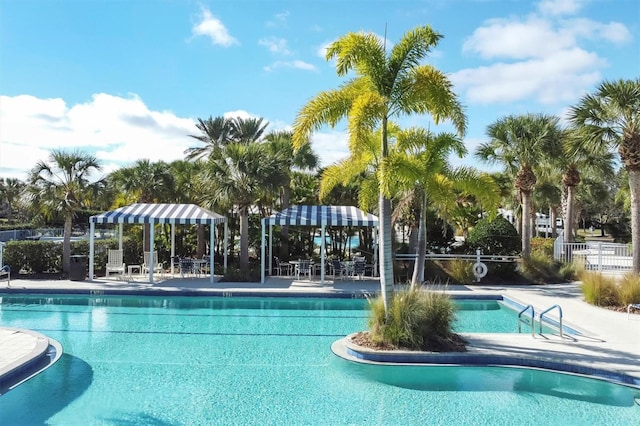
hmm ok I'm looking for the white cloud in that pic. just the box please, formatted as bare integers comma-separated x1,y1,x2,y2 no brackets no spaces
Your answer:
258,36,292,55
316,40,334,59
0,94,198,180
192,8,238,47
266,11,289,28
561,18,632,44
264,60,317,72
537,0,582,16
310,131,349,167
451,47,603,104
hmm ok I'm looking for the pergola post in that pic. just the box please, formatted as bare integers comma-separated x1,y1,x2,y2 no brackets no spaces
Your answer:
260,219,266,284
89,222,95,281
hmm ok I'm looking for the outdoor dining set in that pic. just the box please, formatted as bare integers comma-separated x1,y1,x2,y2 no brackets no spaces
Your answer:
273,256,375,280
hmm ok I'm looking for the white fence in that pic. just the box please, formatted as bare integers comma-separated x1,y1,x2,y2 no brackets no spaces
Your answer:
553,233,632,273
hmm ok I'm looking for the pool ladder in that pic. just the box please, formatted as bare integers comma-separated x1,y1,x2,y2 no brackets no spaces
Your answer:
518,304,564,338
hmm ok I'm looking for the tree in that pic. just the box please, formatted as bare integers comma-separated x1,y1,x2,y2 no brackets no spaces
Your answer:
264,130,319,260
475,114,562,258
201,142,287,269
0,178,26,220
28,149,102,274
292,25,466,312
109,160,174,252
569,78,640,272
185,116,235,161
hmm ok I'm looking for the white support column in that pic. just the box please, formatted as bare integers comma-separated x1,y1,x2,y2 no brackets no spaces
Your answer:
260,219,266,284
170,224,175,275
210,223,215,283
320,224,326,284
148,224,155,283
268,223,273,276
223,221,228,272
118,223,123,251
89,222,95,281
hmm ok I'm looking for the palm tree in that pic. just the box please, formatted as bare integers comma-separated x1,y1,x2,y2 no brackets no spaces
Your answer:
28,149,102,274
475,114,563,258
110,160,174,252
185,116,235,161
569,78,640,272
264,130,319,260
292,25,466,312
389,129,499,286
201,142,287,269
0,178,26,220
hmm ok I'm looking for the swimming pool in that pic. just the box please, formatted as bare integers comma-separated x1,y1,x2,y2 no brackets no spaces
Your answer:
1,294,638,425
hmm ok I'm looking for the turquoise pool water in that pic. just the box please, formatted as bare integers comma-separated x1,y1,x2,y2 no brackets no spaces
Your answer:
0,295,638,425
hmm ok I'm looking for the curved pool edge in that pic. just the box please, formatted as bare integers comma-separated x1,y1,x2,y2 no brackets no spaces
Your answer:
332,333,640,389
0,327,63,395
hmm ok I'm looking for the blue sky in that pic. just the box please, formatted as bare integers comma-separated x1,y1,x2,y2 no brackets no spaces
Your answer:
0,0,638,180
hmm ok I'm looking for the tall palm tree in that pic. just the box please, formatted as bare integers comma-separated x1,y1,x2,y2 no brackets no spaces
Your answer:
110,160,174,251
476,114,562,258
201,142,287,269
292,25,466,312
0,178,26,220
569,78,640,271
28,149,102,274
185,116,235,161
264,130,319,260
389,129,499,286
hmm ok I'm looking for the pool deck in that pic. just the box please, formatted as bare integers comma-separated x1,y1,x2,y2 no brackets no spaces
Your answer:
1,276,639,389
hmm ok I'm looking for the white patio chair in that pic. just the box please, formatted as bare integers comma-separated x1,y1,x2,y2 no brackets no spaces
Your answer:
295,259,313,280
274,256,292,276
105,249,126,279
142,251,164,277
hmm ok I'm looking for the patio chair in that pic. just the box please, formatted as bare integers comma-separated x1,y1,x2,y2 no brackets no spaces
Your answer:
179,258,198,278
142,251,164,277
105,249,126,279
295,259,313,280
353,259,367,280
274,256,292,276
0,265,10,287
330,259,346,280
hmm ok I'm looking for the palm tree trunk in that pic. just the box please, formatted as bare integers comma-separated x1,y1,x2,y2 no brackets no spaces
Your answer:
379,194,394,311
239,207,249,270
564,185,575,244
62,214,73,274
197,224,206,257
411,193,427,287
550,207,558,239
521,191,532,258
628,169,640,273
143,223,151,253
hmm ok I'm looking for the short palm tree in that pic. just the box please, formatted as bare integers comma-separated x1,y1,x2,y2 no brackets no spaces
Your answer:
292,25,466,312
569,78,640,272
476,114,563,258
28,149,102,274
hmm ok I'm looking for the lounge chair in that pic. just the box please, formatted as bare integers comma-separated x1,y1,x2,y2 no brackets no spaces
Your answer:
105,249,126,279
142,251,164,277
0,265,10,287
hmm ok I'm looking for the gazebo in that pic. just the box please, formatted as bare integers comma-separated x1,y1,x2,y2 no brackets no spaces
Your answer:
260,205,379,284
89,203,228,283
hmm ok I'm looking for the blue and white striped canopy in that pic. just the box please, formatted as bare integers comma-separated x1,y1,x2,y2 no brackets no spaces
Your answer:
264,205,378,227
90,203,227,225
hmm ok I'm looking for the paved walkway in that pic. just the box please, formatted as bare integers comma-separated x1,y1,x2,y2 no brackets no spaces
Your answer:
1,276,639,389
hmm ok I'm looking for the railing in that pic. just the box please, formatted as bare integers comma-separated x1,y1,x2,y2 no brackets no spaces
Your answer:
518,305,535,336
554,238,632,273
539,304,563,338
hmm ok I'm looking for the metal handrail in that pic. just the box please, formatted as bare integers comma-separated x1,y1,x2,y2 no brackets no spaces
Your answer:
518,305,535,336
539,304,563,338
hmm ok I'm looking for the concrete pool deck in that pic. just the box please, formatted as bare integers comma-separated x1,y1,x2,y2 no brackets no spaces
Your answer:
1,276,639,389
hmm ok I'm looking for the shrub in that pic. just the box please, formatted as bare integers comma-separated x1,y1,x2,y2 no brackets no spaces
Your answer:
530,237,554,257
367,287,464,352
617,274,640,305
517,253,568,284
580,271,619,306
219,265,261,282
466,216,520,277
445,259,475,284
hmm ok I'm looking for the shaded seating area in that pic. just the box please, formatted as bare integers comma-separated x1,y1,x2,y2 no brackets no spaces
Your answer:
89,203,228,284
260,205,379,284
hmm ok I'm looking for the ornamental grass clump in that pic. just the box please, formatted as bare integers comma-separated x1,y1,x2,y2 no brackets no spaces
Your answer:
580,271,619,306
367,287,465,352
616,274,640,306
446,259,475,284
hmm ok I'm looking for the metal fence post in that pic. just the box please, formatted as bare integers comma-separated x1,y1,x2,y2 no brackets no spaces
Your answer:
598,242,603,272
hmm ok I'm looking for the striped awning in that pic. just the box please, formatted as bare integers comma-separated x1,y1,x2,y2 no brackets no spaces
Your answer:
264,205,378,227
90,203,227,225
